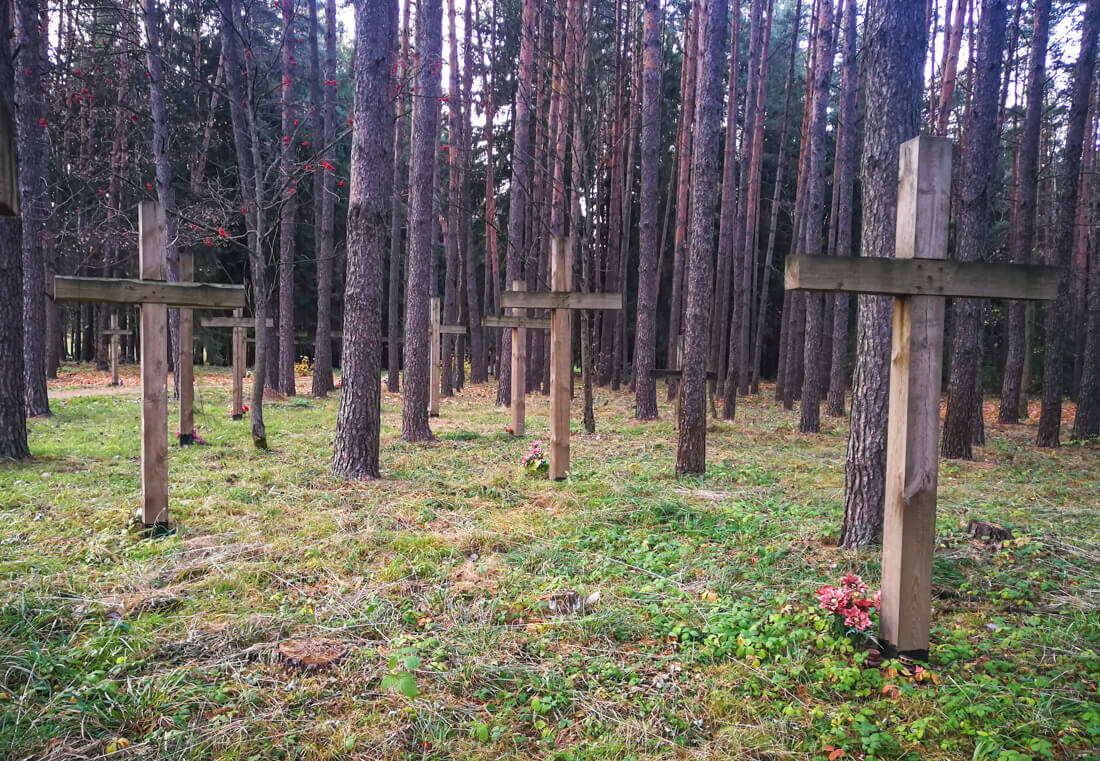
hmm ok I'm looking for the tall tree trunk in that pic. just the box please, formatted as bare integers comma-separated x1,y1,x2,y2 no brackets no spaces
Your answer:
496,0,537,406
1036,0,1100,447
825,0,859,417
388,0,412,393
401,0,444,441
598,0,626,387
999,0,1050,423
278,0,298,396
798,0,836,434
840,0,927,547
1074,177,1100,439
935,0,968,135
941,0,1008,459
1072,83,1098,399
634,0,661,419
221,0,269,448
332,0,397,478
462,0,487,384
441,0,465,398
677,0,729,477
713,1,740,407
0,0,28,459
311,0,338,396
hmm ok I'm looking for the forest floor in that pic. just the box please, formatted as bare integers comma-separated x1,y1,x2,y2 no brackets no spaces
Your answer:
2,364,1098,761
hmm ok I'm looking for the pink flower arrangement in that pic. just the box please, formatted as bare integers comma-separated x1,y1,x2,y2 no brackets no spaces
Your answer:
816,573,880,632
175,429,207,445
521,440,549,473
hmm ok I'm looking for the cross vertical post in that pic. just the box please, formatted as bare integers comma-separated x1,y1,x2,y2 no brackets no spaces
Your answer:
232,309,245,419
178,251,195,444
880,136,952,659
549,238,572,480
138,201,169,529
102,313,129,386
511,280,527,436
429,296,442,417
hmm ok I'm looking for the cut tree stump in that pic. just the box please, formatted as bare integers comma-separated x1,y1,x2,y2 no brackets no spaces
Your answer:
966,519,1012,544
277,638,348,672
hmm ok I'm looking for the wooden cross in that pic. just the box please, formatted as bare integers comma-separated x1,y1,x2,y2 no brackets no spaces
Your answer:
501,237,622,480
100,313,132,387
784,136,1058,659
429,296,467,417
482,280,551,436
200,314,274,419
54,202,246,532
651,335,717,428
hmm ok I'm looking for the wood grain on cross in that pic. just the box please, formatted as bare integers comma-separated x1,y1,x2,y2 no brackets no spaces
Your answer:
785,136,1058,659
200,314,274,419
54,202,245,531
482,280,551,436
429,296,466,417
501,238,623,480
100,313,131,387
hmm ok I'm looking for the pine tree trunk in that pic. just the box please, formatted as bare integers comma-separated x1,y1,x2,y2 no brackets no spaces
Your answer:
1074,200,1100,439
278,0,298,397
935,0,968,135
1036,0,1100,447
311,0,338,397
840,0,926,547
677,0,729,478
462,0,487,384
332,0,397,478
713,4,740,408
402,0,444,441
999,0,1049,423
388,0,412,393
941,0,1008,460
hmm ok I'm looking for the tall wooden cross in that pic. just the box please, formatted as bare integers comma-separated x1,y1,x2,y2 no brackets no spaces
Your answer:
200,314,274,419
482,280,551,436
54,202,246,531
101,313,131,387
785,135,1058,659
501,237,622,480
429,296,467,417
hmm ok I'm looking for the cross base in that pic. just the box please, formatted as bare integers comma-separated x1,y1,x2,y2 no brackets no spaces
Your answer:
179,432,195,447
232,413,244,421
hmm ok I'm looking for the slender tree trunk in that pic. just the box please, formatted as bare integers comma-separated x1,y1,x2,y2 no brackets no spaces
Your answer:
935,0,968,135
388,0,412,393
332,0,397,478
634,0,661,419
941,0,1008,459
278,0,299,396
713,3,740,406
1072,84,1098,399
1036,0,1100,447
677,0,729,477
840,0,927,547
1074,189,1100,439
402,0,444,441
462,0,486,384
825,0,859,417
312,0,338,396
496,0,537,407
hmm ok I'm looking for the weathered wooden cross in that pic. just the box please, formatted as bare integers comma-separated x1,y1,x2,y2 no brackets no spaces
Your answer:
54,201,246,531
429,296,467,417
501,237,622,480
101,313,132,387
482,280,551,436
651,335,717,428
784,136,1058,659
200,314,274,419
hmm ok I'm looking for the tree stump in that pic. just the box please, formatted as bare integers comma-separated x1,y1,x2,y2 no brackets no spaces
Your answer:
277,638,347,672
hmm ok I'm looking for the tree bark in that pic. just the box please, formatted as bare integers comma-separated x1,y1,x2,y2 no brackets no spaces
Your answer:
312,0,338,396
1074,193,1100,439
713,2,740,408
940,0,1008,459
332,0,396,478
677,0,729,478
935,0,968,135
401,0,444,441
387,0,412,393
278,0,299,397
840,0,926,547
1036,0,1100,447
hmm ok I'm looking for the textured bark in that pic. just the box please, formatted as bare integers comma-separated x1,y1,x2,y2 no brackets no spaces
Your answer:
441,0,464,397
332,0,396,478
677,0,729,478
634,0,661,420
15,0,48,417
461,0,487,384
481,3,501,321
941,0,1008,459
221,0,269,447
713,3,740,406
825,0,859,418
496,0,537,407
278,0,298,396
311,0,338,396
935,0,968,135
798,0,837,434
999,0,1049,423
840,0,926,547
1074,199,1100,439
667,2,699,397
598,1,626,387
401,0,443,441
388,0,412,393
190,54,225,195
1072,85,1098,399
752,0,803,394
1036,0,1100,447
613,9,641,392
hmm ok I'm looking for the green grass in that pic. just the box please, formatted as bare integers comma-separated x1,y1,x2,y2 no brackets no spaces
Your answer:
1,367,1098,760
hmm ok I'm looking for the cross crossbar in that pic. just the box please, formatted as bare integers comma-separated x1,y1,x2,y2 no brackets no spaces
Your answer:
200,317,274,329
439,325,466,335
481,315,551,330
784,256,1059,301
55,277,246,309
500,291,623,311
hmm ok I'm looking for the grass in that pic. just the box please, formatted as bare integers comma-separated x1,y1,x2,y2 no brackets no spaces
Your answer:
1,363,1098,760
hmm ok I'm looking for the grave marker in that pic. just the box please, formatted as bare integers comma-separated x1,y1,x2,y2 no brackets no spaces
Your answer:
501,238,622,480
100,313,131,387
429,296,466,417
482,281,551,436
200,314,274,419
784,136,1058,658
54,202,245,531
